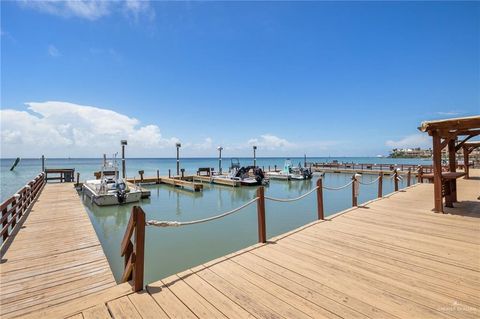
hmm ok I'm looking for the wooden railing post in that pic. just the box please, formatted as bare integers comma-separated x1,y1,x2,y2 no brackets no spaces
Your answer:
76,172,80,187
378,173,383,198
2,206,8,241
394,169,399,192
352,175,358,207
418,166,424,183
407,168,411,187
256,187,266,243
316,178,324,220
120,206,145,292
133,207,145,292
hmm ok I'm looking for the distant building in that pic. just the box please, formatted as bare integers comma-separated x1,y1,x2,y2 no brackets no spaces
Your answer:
389,147,432,158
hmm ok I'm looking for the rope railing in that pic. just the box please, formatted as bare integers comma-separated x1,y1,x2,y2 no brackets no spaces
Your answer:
265,186,319,202
146,197,260,227
322,180,354,190
359,176,381,185
119,170,409,292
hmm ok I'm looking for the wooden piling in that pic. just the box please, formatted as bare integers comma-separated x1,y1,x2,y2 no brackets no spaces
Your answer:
394,169,399,192
316,178,324,220
352,175,358,207
407,168,411,187
134,207,145,292
256,187,266,243
378,173,383,198
156,170,160,184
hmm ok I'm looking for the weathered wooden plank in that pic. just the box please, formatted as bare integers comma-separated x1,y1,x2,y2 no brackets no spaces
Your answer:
82,304,111,319
128,291,169,319
107,296,142,319
0,183,116,318
180,269,255,319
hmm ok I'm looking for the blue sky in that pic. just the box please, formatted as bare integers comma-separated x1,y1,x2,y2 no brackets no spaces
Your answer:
1,1,479,158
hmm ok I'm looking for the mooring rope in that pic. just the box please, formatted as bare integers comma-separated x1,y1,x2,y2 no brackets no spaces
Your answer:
359,176,381,185
264,187,319,202
146,197,260,227
322,180,354,190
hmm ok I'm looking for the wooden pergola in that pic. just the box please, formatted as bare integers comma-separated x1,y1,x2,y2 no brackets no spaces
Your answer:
419,116,480,213
461,141,480,179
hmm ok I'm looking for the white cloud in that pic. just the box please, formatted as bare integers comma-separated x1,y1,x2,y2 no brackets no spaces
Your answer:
247,134,293,150
19,0,154,21
436,111,462,116
48,44,60,57
192,137,213,150
385,134,430,149
0,101,178,157
20,0,111,20
123,0,155,21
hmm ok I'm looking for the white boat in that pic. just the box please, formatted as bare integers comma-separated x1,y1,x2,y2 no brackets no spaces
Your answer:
267,159,313,181
212,159,269,186
82,158,142,206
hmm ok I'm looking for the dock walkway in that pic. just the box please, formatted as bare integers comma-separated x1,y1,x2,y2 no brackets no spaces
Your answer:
0,183,116,319
25,170,480,319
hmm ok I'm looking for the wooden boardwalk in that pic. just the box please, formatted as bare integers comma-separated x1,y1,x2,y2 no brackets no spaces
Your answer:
20,170,480,319
0,183,116,319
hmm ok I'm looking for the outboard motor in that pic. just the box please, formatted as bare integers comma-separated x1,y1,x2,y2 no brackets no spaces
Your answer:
302,168,313,180
116,182,127,204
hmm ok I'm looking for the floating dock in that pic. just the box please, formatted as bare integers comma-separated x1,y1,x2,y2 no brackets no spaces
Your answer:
126,176,203,192
189,175,241,187
0,183,116,319
125,181,151,198
13,169,479,319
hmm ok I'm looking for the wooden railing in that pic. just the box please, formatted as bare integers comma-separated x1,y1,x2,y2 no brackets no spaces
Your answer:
120,206,145,292
45,168,75,182
311,162,435,173
1,173,45,242
119,171,411,292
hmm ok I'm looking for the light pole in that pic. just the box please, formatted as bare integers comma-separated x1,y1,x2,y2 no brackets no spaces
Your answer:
176,142,181,176
217,146,223,174
253,145,257,168
121,140,127,178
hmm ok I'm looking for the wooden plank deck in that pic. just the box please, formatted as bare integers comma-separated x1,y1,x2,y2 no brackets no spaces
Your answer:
21,169,480,319
0,183,116,319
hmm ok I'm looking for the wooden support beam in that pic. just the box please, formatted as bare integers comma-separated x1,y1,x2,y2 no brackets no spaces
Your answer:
447,139,457,202
462,145,470,179
454,133,479,151
432,131,444,213
439,131,457,150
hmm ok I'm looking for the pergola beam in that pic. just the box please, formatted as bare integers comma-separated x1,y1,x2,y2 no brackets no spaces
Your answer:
455,133,480,151
418,115,480,213
420,116,480,132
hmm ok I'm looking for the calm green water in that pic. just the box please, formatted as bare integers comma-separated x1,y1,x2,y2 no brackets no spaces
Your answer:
1,157,427,284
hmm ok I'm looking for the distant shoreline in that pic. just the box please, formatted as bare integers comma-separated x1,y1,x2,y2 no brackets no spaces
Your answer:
1,156,393,160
